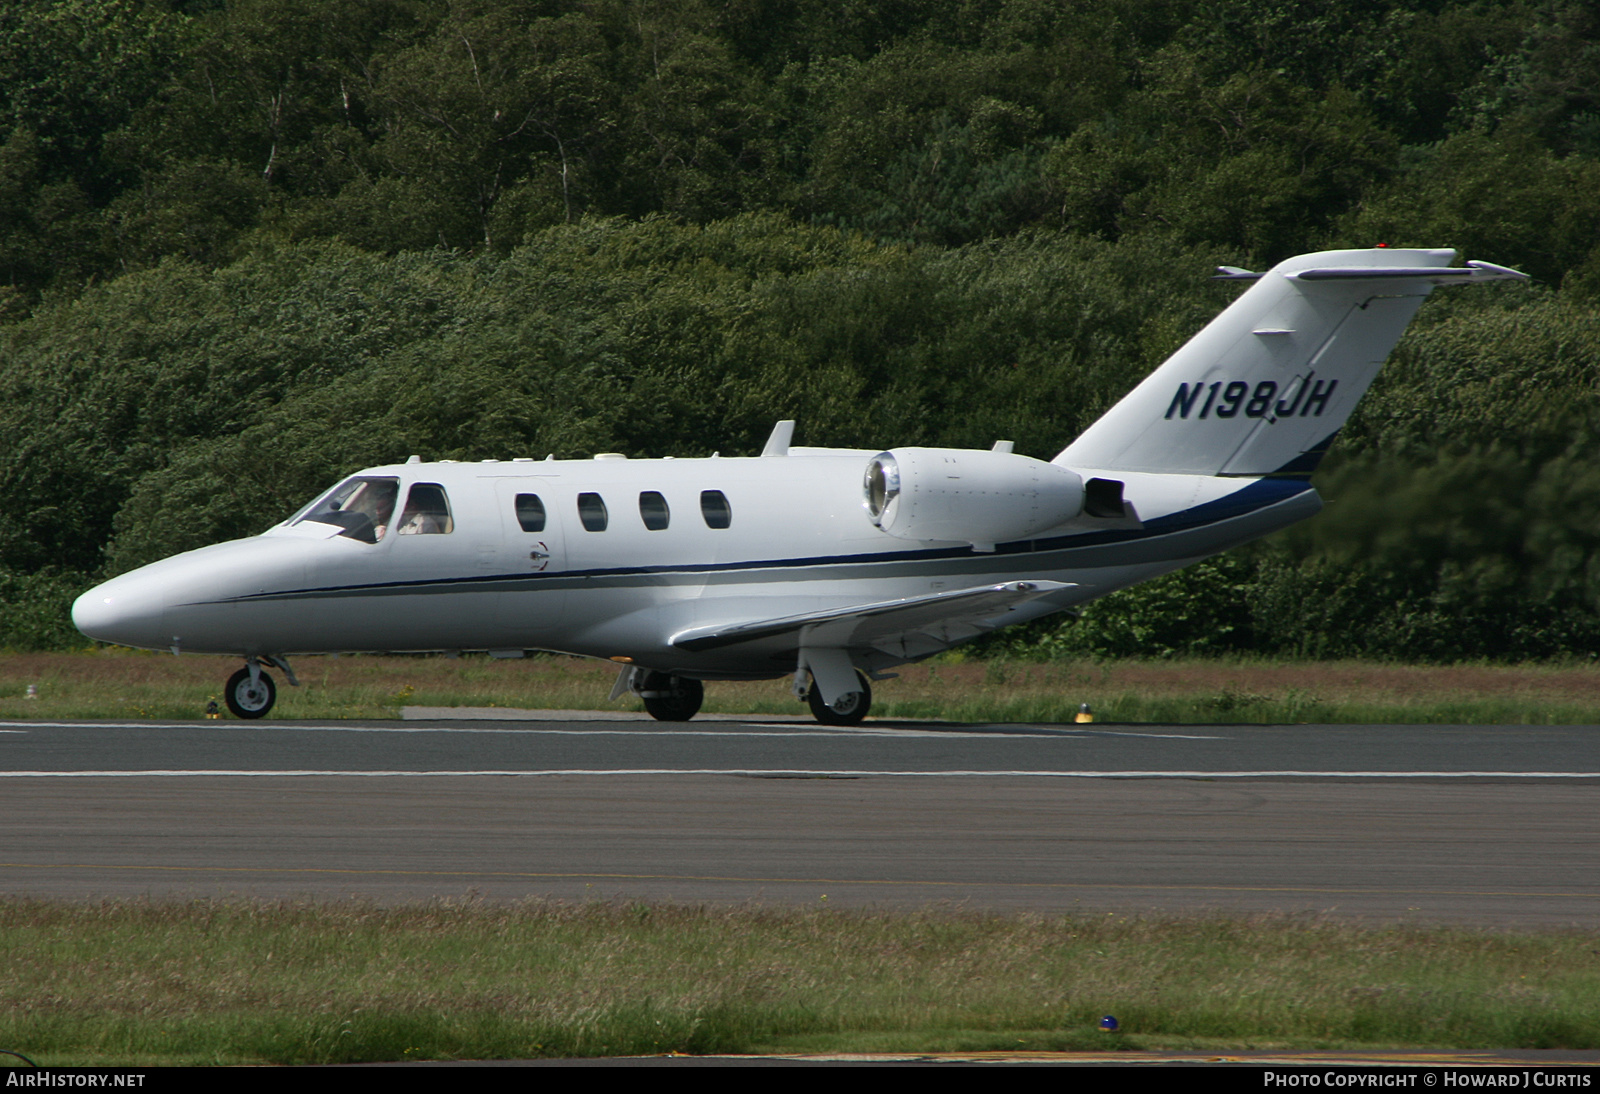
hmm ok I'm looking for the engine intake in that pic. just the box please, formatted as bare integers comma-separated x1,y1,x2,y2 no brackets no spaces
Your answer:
863,448,1085,551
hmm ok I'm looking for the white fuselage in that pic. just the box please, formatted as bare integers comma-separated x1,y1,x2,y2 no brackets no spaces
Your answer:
72,448,1319,679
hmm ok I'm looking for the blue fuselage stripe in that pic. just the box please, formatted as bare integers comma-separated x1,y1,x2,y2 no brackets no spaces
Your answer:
208,478,1313,606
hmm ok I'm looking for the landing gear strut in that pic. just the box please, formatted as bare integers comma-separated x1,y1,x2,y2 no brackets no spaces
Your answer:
638,672,704,722
224,663,276,718
806,670,872,726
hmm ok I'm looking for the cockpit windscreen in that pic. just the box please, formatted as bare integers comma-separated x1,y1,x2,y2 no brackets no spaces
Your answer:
292,477,399,544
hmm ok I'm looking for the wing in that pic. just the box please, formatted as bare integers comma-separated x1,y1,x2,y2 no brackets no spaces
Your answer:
669,579,1073,660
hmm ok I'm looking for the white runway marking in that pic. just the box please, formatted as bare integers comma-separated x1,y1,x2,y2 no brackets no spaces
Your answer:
0,769,1597,779
0,720,1223,741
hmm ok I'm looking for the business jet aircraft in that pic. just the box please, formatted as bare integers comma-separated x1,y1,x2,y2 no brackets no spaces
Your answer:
73,247,1524,722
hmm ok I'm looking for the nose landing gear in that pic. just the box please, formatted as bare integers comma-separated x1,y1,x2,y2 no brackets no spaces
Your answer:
221,656,298,719
224,664,276,718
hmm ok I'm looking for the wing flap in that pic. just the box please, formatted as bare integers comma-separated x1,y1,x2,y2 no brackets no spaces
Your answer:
670,580,1073,655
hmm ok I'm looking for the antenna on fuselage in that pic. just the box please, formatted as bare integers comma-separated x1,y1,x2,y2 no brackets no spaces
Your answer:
761,420,796,457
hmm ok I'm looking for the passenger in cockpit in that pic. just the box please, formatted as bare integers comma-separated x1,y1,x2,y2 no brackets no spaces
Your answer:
397,483,453,535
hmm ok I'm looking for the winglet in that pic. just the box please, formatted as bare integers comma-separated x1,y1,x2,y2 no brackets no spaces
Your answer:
761,420,795,457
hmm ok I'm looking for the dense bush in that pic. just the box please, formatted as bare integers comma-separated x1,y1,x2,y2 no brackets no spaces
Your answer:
3,0,1598,659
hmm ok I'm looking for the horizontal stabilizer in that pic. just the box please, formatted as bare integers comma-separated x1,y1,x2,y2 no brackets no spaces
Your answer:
1290,260,1527,283
671,580,1072,657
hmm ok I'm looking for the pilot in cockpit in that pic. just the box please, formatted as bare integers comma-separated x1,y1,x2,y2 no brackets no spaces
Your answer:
295,477,398,543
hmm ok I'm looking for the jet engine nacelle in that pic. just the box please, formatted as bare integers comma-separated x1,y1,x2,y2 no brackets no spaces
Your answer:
863,447,1085,551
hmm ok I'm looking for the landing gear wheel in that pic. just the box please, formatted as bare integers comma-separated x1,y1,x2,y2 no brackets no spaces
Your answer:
640,673,704,722
807,671,872,726
224,666,276,719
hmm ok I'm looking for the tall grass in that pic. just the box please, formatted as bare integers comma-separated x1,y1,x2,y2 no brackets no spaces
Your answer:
4,649,1599,724
3,899,1599,1064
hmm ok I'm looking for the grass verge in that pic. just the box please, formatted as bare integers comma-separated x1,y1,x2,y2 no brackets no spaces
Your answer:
2,899,1598,1065
2,648,1600,724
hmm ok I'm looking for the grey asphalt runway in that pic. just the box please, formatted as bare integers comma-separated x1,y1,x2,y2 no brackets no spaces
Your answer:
2,716,1597,924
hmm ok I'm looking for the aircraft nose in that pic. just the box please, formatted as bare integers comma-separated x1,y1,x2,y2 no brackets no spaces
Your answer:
72,577,168,649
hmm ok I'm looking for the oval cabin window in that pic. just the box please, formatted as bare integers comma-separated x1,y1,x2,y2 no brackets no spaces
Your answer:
700,490,731,529
639,491,670,530
577,492,608,531
515,494,546,532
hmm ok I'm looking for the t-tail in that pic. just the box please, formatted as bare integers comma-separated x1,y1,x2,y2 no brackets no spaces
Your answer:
1055,248,1526,477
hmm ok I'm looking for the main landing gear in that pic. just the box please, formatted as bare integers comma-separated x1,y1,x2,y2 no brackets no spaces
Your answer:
222,656,297,719
806,670,872,726
637,671,705,722
620,665,872,725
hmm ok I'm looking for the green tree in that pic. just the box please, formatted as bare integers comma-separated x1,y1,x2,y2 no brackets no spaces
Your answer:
1340,130,1600,290
1048,57,1397,262
611,7,785,221
0,0,187,200
366,3,618,247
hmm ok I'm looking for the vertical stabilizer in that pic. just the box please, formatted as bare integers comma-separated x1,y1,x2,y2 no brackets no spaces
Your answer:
1054,249,1523,477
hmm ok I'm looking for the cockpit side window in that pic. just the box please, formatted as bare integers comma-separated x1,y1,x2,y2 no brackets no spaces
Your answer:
398,483,454,534
294,477,399,544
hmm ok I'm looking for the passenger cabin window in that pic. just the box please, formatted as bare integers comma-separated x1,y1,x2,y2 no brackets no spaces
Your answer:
578,492,608,531
397,483,454,534
515,493,546,532
639,491,670,530
294,477,398,544
700,490,732,529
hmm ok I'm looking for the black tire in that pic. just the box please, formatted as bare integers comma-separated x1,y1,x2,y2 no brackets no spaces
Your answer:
807,671,871,726
224,666,276,719
640,673,704,721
